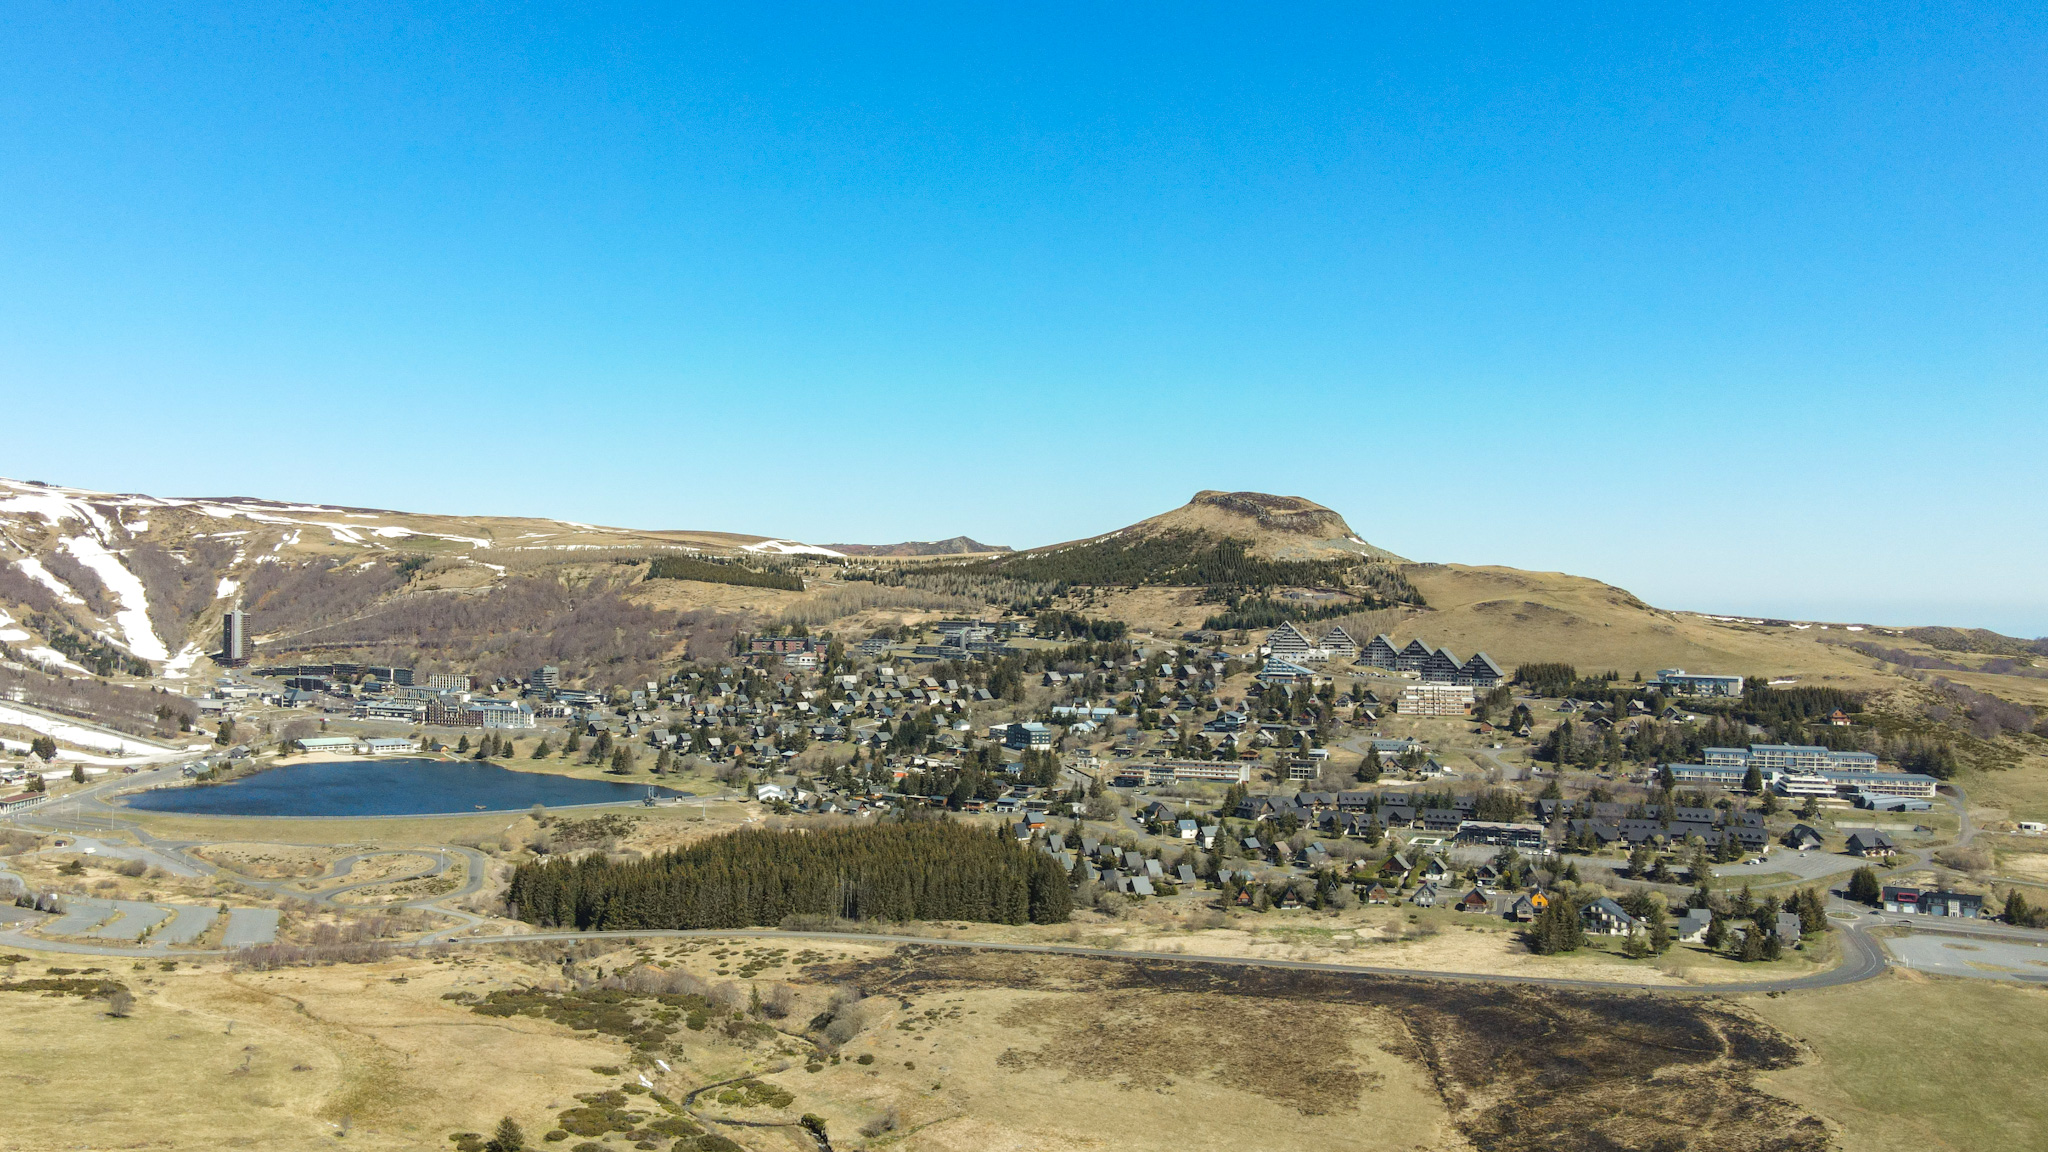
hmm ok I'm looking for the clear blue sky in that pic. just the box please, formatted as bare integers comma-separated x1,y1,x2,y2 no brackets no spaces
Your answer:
3,4,2043,634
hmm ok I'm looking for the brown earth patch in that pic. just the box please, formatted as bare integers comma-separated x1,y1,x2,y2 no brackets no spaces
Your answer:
811,947,1831,1152
995,988,1379,1115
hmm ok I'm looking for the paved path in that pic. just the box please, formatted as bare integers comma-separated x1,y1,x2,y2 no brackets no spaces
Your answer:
1714,850,1864,882
29,833,204,878
84,900,172,941
155,905,219,946
222,908,281,948
1881,933,2048,981
37,898,114,936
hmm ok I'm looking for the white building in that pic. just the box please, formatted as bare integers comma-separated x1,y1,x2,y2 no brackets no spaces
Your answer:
1399,682,1475,717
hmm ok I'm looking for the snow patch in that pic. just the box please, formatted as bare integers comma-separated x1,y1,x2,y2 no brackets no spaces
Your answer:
59,536,169,661
14,557,85,604
20,646,89,673
216,577,240,599
163,642,204,680
0,702,169,757
0,487,113,537
742,540,847,558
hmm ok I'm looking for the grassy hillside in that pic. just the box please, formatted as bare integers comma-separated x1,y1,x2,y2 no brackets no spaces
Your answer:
1393,564,1897,687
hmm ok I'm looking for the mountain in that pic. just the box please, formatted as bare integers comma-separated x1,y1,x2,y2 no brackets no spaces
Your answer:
5,476,2040,718
825,537,1013,557
0,476,828,684
1030,491,1406,564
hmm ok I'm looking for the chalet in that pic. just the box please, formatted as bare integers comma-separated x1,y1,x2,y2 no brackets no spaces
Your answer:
1509,891,1550,922
1881,886,1985,918
1581,897,1639,936
1844,830,1897,859
1364,883,1391,904
1829,709,1852,727
1411,882,1442,907
1774,911,1804,947
1176,864,1198,886
1421,808,1463,833
1381,853,1413,877
1177,819,1199,840
1785,824,1824,851
1456,887,1494,914
1420,857,1453,882
1674,908,1713,943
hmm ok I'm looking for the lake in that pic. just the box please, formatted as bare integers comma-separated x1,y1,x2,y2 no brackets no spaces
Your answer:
123,758,692,817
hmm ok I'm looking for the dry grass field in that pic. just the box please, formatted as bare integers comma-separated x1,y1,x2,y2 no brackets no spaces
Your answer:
1396,565,1898,686
0,935,1844,1152
1747,971,2048,1152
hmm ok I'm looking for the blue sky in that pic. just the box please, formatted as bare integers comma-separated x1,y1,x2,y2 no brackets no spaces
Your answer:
3,4,2043,634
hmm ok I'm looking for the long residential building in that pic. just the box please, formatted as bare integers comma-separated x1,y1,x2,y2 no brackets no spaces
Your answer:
1399,682,1475,717
1704,745,1879,773
1361,634,1399,669
1319,626,1360,659
1665,761,1937,799
1653,669,1744,697
1128,759,1253,785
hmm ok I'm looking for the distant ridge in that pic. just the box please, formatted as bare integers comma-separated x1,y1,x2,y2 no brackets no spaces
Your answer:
826,536,1012,557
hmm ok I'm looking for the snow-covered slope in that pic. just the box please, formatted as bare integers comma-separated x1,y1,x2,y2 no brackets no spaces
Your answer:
0,476,853,678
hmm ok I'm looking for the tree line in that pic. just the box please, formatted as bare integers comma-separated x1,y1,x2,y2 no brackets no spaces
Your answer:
508,819,1073,930
947,530,1375,597
646,555,804,591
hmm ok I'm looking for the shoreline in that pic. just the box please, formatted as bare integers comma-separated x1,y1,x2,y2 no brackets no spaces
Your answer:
113,752,701,820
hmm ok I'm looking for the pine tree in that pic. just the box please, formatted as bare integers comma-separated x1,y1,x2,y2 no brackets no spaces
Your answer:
1529,897,1583,955
1738,925,1766,962
1846,866,1882,905
1622,926,1650,958
485,1116,525,1152
1794,887,1828,936
1742,765,1763,794
532,739,551,759
1704,912,1728,950
456,734,470,754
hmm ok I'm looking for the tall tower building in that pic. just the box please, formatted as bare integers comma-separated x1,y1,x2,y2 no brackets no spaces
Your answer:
221,606,248,667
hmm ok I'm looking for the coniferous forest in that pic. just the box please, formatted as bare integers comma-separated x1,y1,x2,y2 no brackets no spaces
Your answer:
508,820,1072,930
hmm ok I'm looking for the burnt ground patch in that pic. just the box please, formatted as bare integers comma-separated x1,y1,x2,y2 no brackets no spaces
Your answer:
807,948,1834,1152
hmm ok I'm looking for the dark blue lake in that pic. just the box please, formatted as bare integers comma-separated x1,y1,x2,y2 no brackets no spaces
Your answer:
123,758,692,817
